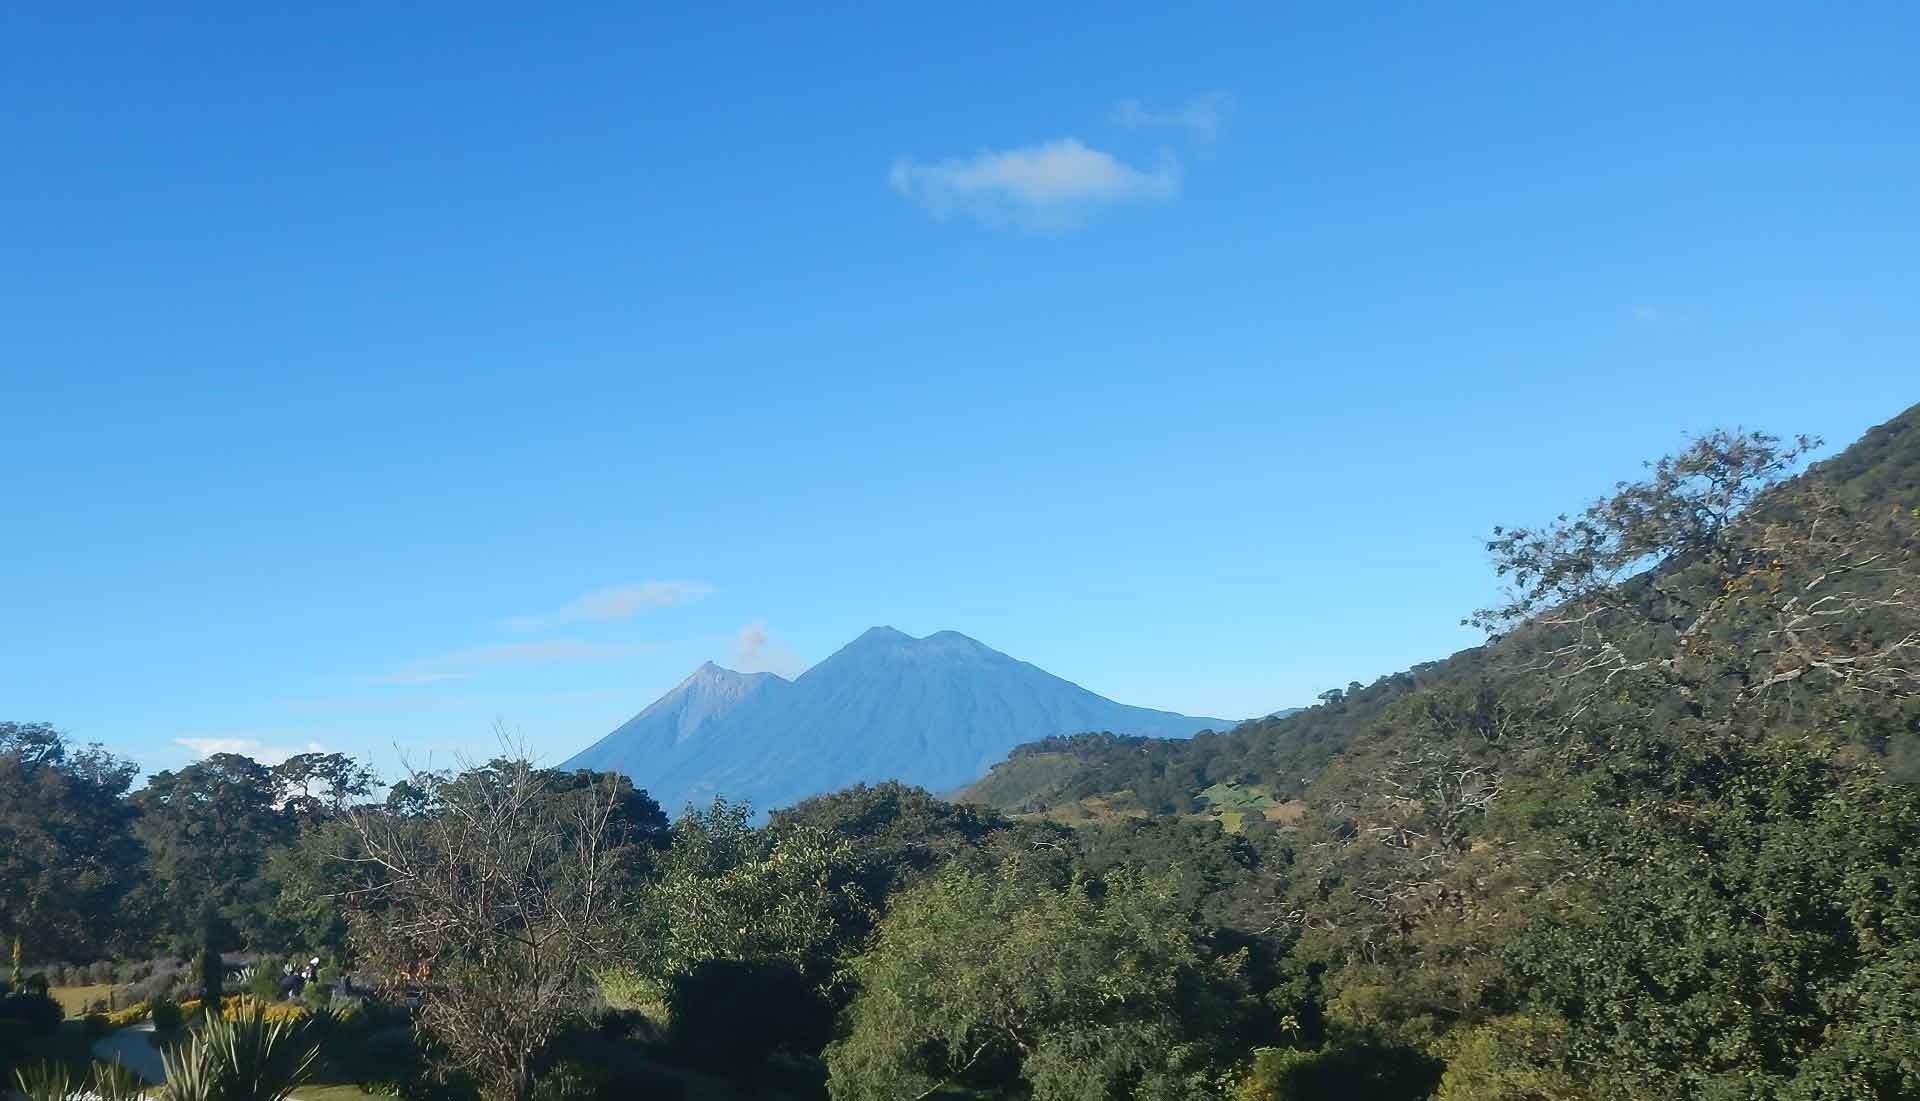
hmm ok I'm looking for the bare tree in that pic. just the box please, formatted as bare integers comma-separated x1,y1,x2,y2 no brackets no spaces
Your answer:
1735,483,1920,698
343,751,641,1101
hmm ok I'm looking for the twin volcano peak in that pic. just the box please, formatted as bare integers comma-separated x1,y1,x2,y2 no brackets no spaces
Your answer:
563,626,1236,814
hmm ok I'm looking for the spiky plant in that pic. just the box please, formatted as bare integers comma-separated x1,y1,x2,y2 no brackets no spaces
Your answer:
90,1057,148,1101
159,1003,322,1101
12,1061,75,1101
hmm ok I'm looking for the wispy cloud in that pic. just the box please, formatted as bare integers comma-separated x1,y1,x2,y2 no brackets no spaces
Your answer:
504,580,712,630
1111,90,1234,141
175,736,326,766
730,621,803,678
420,640,665,667
372,639,666,687
367,670,477,686
284,689,632,719
890,138,1179,231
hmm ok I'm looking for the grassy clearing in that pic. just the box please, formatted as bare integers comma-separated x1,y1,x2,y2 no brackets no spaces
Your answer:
49,984,116,1016
1197,781,1277,811
294,1085,383,1101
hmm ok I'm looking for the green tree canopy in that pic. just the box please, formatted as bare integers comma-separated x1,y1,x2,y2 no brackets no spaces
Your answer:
0,722,143,960
826,860,1250,1101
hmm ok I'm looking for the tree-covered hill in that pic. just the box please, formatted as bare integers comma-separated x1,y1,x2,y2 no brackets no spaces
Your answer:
964,401,1920,825
955,402,1920,1097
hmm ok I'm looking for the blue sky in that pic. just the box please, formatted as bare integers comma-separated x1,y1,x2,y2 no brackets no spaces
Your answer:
3,3,1916,778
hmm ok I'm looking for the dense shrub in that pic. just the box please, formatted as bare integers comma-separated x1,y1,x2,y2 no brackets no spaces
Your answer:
102,1002,151,1029
0,991,62,1035
530,1062,602,1101
667,958,831,1072
218,996,310,1026
1229,1040,1443,1101
153,997,184,1032
249,970,282,1002
15,973,49,996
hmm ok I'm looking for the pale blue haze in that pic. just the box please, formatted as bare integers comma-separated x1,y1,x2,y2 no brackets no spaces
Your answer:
2,3,1916,777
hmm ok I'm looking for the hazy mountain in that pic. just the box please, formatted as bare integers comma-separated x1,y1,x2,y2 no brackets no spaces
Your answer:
562,626,1235,813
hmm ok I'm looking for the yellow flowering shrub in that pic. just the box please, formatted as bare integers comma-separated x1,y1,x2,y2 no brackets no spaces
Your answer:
103,1002,151,1028
218,995,311,1026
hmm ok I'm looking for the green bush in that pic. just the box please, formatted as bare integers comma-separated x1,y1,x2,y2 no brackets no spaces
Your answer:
0,990,61,1035
153,997,184,1032
354,1024,426,1097
249,970,282,1002
531,1061,603,1101
1229,1040,1443,1101
83,1012,113,1037
593,968,669,1040
667,958,830,1071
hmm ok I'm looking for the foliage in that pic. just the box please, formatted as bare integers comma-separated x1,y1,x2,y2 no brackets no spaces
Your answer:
1498,732,1920,1099
0,989,61,1030
16,1059,148,1101
249,970,281,1002
1470,428,1818,635
826,861,1251,1100
1230,1041,1443,1101
13,1060,77,1101
773,781,1010,916
158,1003,322,1101
197,938,223,1009
1429,1015,1585,1101
134,754,293,953
5,401,1919,1101
221,996,312,1026
345,757,647,1101
665,958,831,1072
89,1058,148,1101
101,1000,150,1028
0,722,145,959
645,799,867,987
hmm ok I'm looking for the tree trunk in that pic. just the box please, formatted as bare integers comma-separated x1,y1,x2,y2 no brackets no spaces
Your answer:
511,1053,535,1101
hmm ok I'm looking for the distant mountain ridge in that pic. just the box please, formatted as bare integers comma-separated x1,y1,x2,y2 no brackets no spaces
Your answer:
562,627,1237,813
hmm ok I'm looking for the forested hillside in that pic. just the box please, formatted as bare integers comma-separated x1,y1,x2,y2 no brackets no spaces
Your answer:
966,405,1920,821
4,404,1916,1101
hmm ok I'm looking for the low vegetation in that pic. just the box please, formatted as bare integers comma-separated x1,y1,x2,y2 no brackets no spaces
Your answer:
3,403,1917,1099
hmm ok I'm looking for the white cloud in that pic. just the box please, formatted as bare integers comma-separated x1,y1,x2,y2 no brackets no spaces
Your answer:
730,621,803,678
1111,90,1234,141
890,138,1179,230
504,580,712,629
174,736,326,766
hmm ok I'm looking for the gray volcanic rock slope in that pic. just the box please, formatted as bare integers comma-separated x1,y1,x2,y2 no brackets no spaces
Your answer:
562,626,1234,813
